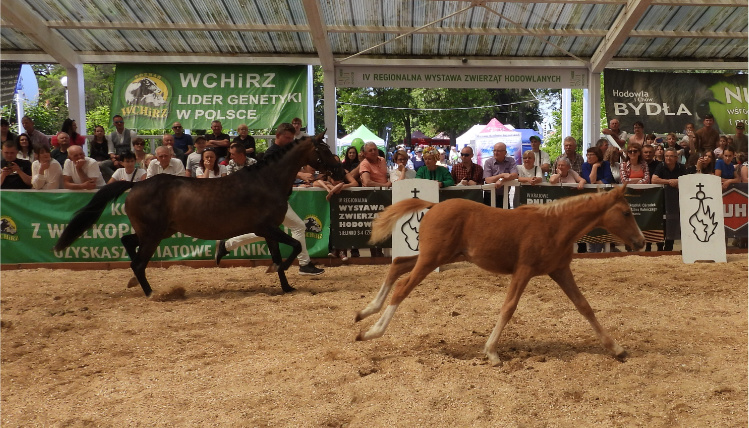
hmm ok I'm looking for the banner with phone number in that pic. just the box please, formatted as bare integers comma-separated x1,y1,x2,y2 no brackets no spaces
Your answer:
0,190,329,264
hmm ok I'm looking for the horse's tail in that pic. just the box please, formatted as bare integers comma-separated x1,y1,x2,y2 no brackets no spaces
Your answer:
369,198,436,244
54,181,136,251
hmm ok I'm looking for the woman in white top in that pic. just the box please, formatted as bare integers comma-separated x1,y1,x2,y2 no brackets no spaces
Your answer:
196,149,227,178
516,150,544,185
108,151,146,183
389,149,416,183
31,146,62,189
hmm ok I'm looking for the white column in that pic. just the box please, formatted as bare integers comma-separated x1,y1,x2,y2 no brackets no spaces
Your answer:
323,68,337,153
582,88,589,152
562,88,571,141
66,64,87,135
585,71,602,153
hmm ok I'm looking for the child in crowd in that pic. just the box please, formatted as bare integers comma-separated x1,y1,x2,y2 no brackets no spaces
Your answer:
108,151,146,183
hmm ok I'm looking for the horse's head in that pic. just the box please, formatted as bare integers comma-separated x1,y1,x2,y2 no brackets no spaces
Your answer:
303,130,346,181
601,185,645,250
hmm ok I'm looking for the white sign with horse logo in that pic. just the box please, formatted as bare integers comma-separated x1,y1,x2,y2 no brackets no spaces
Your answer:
678,174,726,263
391,179,439,259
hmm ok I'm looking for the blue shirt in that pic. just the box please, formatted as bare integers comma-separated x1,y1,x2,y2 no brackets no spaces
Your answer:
715,159,735,179
581,161,614,184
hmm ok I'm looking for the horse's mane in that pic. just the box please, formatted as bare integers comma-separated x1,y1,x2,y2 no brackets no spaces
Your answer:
526,190,608,216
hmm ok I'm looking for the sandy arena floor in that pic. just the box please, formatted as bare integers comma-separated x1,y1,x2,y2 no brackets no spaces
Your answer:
1,255,747,427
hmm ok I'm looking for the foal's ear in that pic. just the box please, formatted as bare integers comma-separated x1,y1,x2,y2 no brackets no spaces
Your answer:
613,183,627,198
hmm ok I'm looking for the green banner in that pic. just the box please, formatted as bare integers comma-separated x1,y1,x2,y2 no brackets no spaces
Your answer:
1,190,329,264
111,64,307,130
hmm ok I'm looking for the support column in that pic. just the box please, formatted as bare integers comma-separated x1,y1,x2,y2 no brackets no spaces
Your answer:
66,64,87,135
585,71,602,153
562,88,571,142
323,68,337,153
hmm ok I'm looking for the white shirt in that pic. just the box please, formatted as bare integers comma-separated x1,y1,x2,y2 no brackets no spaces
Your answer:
195,164,227,178
389,167,416,182
517,164,544,178
111,168,146,182
31,159,63,189
147,158,185,178
63,157,106,188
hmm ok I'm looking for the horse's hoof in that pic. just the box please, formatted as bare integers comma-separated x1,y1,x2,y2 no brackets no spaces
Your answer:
485,352,503,367
127,276,139,288
266,264,279,274
281,286,296,293
615,349,628,362
355,332,365,341
354,312,364,322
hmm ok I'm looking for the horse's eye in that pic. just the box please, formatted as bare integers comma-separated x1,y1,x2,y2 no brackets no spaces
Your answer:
623,211,631,217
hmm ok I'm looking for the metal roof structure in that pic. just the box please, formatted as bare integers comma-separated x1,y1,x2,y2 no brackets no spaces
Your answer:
1,0,747,72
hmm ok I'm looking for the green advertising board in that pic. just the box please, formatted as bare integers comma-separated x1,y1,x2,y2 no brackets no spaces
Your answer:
111,64,308,130
1,190,328,264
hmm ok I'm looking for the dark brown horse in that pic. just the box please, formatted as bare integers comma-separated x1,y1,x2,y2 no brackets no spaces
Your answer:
55,131,343,297
355,185,645,365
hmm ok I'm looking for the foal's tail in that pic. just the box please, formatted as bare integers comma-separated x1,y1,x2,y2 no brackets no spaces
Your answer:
54,181,136,251
369,198,436,244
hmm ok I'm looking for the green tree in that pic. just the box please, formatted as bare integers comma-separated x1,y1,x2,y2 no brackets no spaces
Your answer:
337,87,415,147
412,88,494,143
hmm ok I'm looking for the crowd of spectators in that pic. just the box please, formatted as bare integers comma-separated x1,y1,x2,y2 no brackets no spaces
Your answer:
3,114,747,253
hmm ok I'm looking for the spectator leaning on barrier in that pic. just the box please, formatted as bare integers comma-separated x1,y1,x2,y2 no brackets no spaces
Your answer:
549,157,586,189
389,149,416,183
415,146,454,188
108,151,146,184
451,145,483,186
604,146,622,184
196,148,227,178
1,140,32,189
582,146,614,185
31,145,63,190
651,147,687,252
62,145,106,190
360,141,391,188
517,150,544,185
147,146,186,178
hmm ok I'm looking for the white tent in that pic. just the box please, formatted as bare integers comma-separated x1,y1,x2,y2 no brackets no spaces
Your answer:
475,118,522,166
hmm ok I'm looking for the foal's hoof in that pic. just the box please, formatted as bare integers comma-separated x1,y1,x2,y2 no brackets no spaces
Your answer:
266,264,280,274
281,285,297,293
614,349,629,362
126,276,139,288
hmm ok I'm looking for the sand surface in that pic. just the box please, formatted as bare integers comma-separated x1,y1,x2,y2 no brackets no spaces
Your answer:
2,255,747,427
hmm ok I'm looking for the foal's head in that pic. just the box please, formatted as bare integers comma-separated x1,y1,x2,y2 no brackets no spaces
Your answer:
601,185,645,250
302,130,346,181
